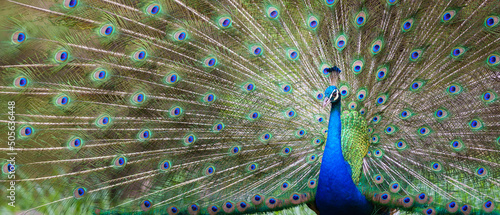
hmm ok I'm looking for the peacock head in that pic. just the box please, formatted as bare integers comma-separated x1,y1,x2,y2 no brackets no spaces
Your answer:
322,86,340,107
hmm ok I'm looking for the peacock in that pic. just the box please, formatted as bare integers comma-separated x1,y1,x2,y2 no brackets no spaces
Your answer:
0,0,499,214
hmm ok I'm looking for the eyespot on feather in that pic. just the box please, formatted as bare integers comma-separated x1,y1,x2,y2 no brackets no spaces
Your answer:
461,204,471,215
14,76,28,88
213,122,224,132
371,39,383,54
387,0,398,5
355,11,367,27
2,163,15,174
402,19,414,32
441,10,456,22
308,16,319,29
399,196,413,208
208,205,218,215
288,49,299,60
12,31,26,44
377,67,388,80
451,47,465,58
99,24,114,36
447,84,462,94
415,193,428,204
359,107,366,115
229,146,241,155
183,134,196,145
389,182,400,193
373,149,383,158
243,82,255,92
267,7,279,19
324,0,336,6
247,163,258,172
188,204,199,215
423,208,436,215
476,167,488,177
265,197,279,209
348,101,357,110
222,202,235,213
141,200,152,211
169,106,183,117
173,30,187,41
482,91,495,102
133,50,147,61
357,89,367,101
95,115,111,127
260,132,272,142
63,0,79,9
252,194,264,205
308,179,317,188
203,93,216,103
146,3,161,15
483,200,494,213
351,60,364,74
93,69,108,81
446,201,459,213
236,201,248,213
418,126,431,136
339,85,349,97
285,109,296,118
159,160,171,171
251,45,263,56
410,49,422,61
281,147,292,156
371,134,379,144
487,54,499,66
131,92,146,105
204,166,215,176
138,129,151,141
431,162,442,172
335,35,347,50
218,16,232,28
168,206,179,215
484,16,499,28
113,156,126,167
395,140,407,150
55,50,70,63
73,187,86,199
68,137,83,149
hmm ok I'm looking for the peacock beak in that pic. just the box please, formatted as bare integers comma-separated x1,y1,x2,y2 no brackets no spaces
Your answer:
322,90,338,108
322,97,331,108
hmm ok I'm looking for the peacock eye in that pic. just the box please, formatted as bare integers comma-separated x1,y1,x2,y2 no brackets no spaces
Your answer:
68,137,83,149
133,50,147,61
308,16,319,29
204,57,217,67
100,24,114,36
64,0,78,9
160,160,171,171
218,16,232,28
73,187,86,199
174,30,187,41
267,7,279,19
55,50,69,62
138,129,151,140
141,200,152,211
251,45,263,56
114,156,126,167
146,4,161,15
12,31,26,44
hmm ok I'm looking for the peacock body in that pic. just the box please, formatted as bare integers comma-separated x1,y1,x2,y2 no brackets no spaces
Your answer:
0,0,499,215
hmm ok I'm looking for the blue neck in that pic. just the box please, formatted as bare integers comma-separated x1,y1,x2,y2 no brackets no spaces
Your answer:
315,101,373,215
